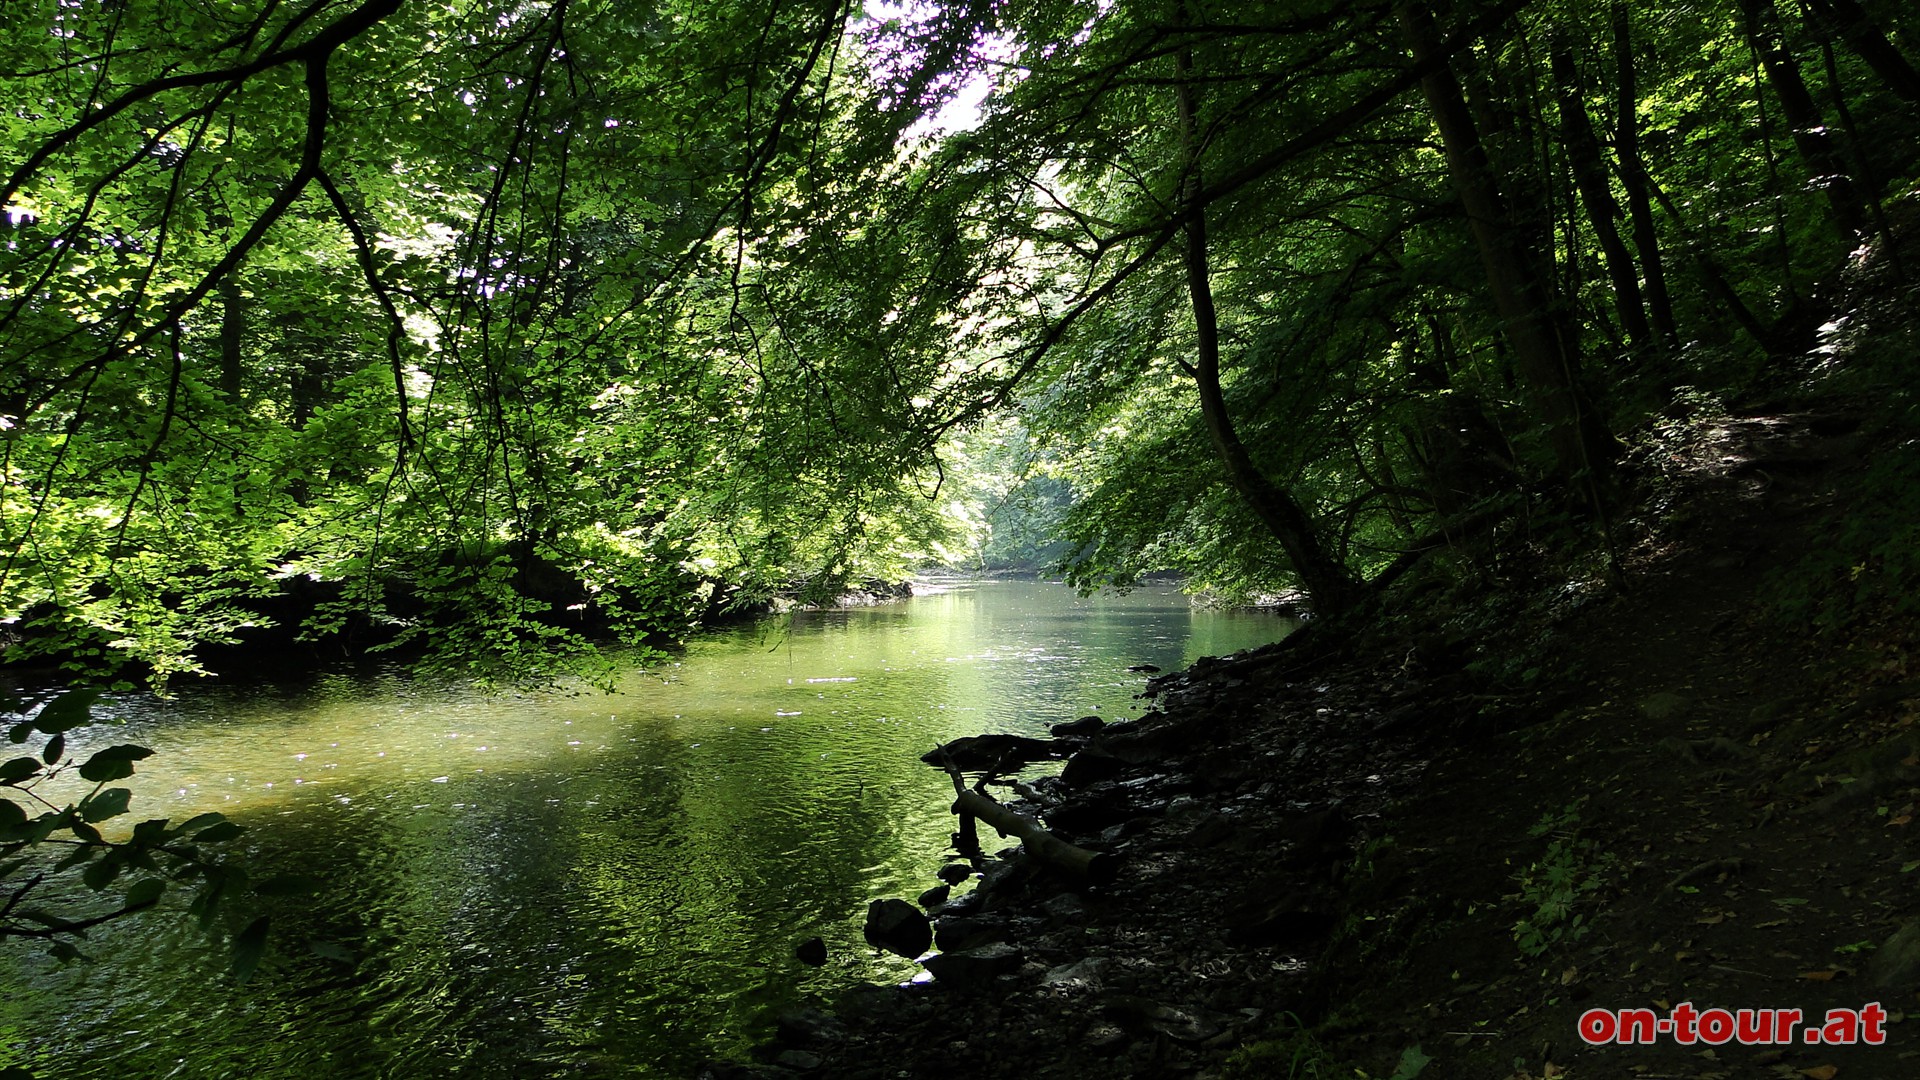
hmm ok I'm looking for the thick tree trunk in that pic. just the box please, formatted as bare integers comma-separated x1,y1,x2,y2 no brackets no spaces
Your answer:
1610,1,1680,349
1172,45,1363,617
1552,41,1653,356
1397,3,1616,488
1804,0,1920,103
1739,0,1867,238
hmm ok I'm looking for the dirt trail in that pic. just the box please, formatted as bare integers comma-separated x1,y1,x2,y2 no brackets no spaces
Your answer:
1332,407,1920,1079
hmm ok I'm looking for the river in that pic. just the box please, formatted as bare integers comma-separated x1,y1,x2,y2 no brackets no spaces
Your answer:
0,580,1292,1078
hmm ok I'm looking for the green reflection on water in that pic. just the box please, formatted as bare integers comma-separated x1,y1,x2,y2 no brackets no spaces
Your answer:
2,581,1290,1078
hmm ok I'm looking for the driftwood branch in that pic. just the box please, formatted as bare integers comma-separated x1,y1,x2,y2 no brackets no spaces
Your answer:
929,741,1116,884
952,787,1118,885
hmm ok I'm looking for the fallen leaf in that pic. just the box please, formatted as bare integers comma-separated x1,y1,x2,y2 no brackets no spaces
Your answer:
1697,913,1727,925
1889,815,1911,827
1801,970,1840,981
1757,918,1791,928
1801,1066,1838,1080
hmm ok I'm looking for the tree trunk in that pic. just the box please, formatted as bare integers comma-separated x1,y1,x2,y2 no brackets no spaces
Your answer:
1397,3,1616,489
1803,0,1920,103
1739,0,1867,238
1552,40,1653,356
1172,44,1363,617
1610,1,1680,349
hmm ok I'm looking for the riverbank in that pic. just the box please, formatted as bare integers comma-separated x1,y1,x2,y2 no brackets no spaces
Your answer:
712,301,1920,1077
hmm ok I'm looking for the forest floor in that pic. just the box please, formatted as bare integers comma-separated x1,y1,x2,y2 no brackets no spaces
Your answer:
712,293,1920,1080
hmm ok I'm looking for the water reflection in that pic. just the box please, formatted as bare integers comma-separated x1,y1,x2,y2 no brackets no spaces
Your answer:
0,581,1290,1078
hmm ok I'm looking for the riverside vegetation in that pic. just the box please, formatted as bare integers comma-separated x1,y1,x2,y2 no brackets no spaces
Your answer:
4,0,1920,1077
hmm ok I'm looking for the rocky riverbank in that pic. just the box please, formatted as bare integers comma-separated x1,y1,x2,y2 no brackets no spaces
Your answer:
708,395,1920,1079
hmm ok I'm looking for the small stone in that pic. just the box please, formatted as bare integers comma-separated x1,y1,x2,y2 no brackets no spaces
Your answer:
918,884,951,908
794,936,827,967
1042,957,1109,988
1638,691,1689,721
774,1049,821,1071
936,862,973,886
1041,893,1087,921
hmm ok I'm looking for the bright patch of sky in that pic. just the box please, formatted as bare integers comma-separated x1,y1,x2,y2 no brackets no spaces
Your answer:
861,1,1019,139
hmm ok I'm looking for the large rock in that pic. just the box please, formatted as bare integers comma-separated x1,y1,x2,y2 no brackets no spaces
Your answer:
920,943,1023,989
1870,921,1920,990
921,734,1061,772
863,898,931,958
934,913,1010,952
1051,715,1106,738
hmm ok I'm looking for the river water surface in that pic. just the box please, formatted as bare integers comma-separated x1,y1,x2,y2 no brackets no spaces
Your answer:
1,581,1290,1078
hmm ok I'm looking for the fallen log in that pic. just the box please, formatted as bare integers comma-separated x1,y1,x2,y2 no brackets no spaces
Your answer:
952,787,1118,885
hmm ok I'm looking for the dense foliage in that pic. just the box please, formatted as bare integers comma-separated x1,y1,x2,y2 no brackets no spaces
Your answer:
2,0,1917,680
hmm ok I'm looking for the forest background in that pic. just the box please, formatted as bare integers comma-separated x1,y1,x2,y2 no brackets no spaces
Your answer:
0,0,1915,688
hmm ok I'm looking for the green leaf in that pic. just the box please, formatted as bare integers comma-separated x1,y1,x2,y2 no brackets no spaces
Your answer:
77,744,153,782
175,812,229,834
48,941,83,964
7,723,32,745
68,820,103,844
31,690,99,735
194,821,246,844
190,878,227,930
0,799,25,828
80,787,132,822
230,915,271,984
0,757,42,786
82,855,122,891
41,733,64,765
1389,1044,1433,1080
124,878,165,907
